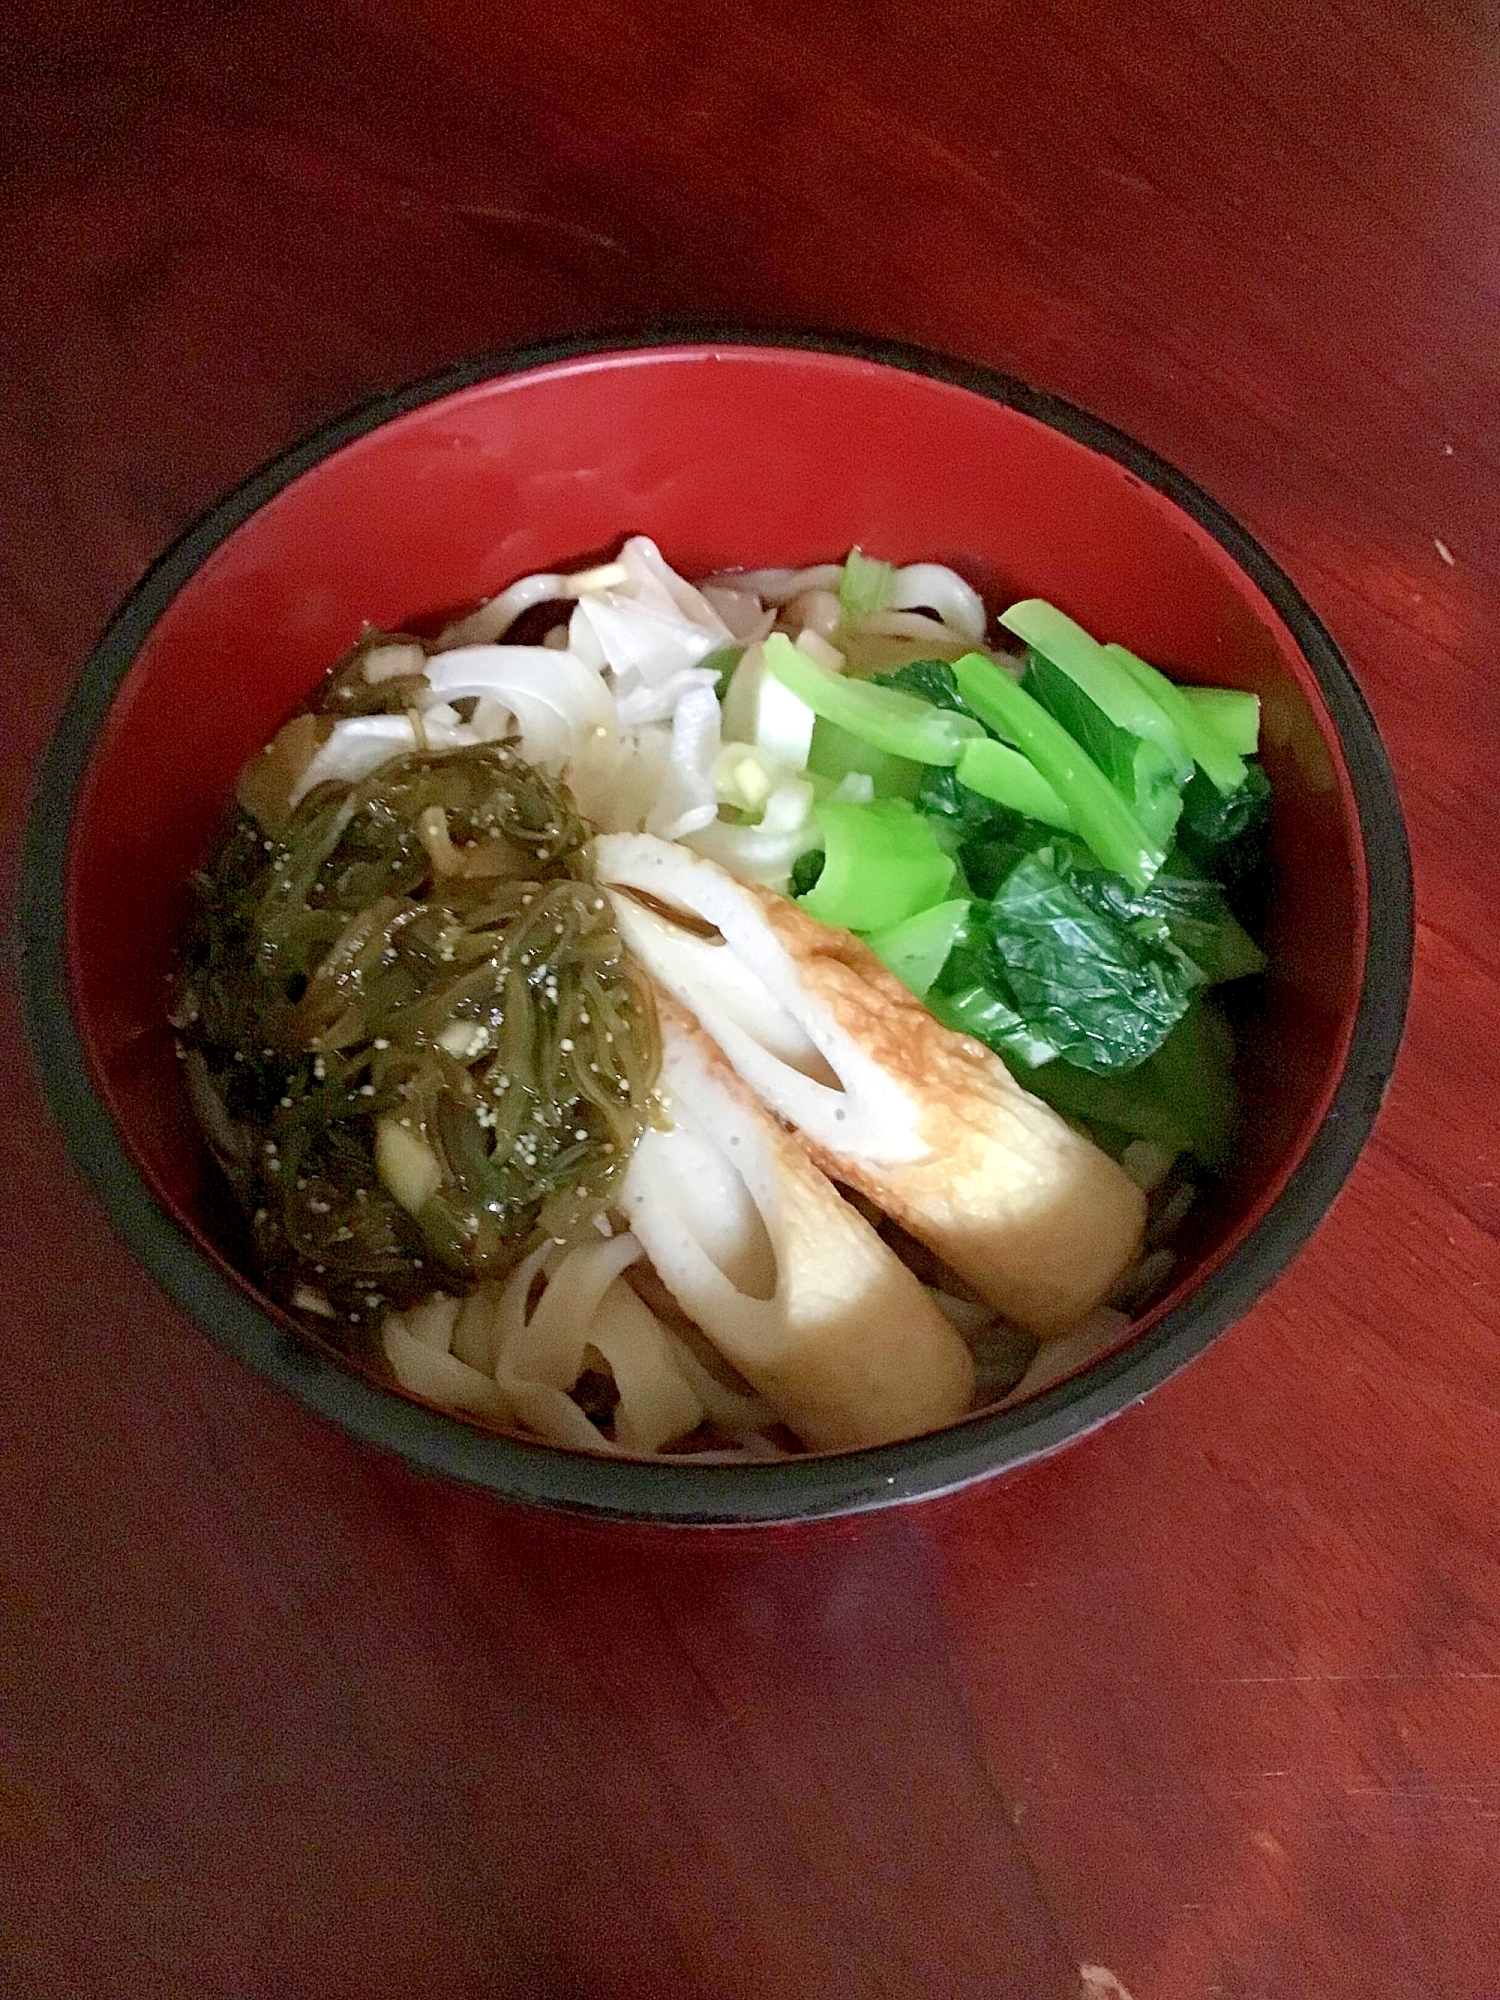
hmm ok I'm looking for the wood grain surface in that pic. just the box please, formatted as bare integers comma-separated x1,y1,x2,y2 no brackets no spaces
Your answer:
3,1,1497,1993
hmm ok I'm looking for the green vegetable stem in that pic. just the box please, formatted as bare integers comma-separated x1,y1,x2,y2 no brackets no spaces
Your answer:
950,652,1167,889
797,798,956,934
763,633,984,766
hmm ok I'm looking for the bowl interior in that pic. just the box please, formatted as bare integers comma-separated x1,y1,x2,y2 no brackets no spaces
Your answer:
57,341,1377,1515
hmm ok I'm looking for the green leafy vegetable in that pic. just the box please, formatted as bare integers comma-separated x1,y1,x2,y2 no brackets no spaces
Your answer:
1175,760,1273,912
954,736,1075,830
926,903,1063,1067
864,898,971,998
1020,647,1184,849
1101,643,1251,795
951,652,1166,888
1143,996,1238,1167
1179,760,1272,849
764,634,983,766
175,742,660,1347
1029,834,1266,987
847,611,1269,1173
1178,684,1262,757
957,820,1041,899
1019,1056,1192,1153
866,662,1007,817
1106,864,1264,986
824,621,1261,1160
998,600,1190,768
927,981,1062,1068
915,762,1011,842
789,847,826,897
873,658,979,713
798,798,956,933
913,768,1030,895
806,717,924,799
1023,999,1237,1166
985,846,1195,1073
839,546,896,618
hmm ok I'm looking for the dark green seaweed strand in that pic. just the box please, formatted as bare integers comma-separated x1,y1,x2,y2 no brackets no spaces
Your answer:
174,740,660,1349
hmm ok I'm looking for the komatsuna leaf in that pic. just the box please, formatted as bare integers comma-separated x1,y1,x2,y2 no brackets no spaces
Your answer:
1009,997,1237,1168
928,982,1062,1069
806,716,924,799
985,846,1194,1074
763,635,981,765
875,658,980,715
915,761,1010,844
864,899,972,998
1038,835,1266,987
954,737,1074,830
1175,760,1273,916
1100,643,1252,795
789,846,826,898
1178,759,1272,851
797,798,956,932
1021,647,1184,849
950,653,1166,889
998,600,1190,767
914,766,1054,898
926,907,1062,1067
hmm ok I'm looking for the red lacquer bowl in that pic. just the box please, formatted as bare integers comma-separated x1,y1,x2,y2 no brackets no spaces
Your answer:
20,334,1412,1523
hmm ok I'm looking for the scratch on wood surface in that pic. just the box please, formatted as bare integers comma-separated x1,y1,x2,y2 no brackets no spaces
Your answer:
988,1662,1500,1697
1095,165,1158,195
447,202,627,255
1201,1669,1500,1684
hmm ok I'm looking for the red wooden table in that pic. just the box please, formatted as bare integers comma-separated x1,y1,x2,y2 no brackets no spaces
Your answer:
3,2,1496,1993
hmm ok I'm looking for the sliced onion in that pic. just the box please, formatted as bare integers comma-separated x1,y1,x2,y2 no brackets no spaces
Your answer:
699,563,843,604
288,716,418,807
889,563,987,642
419,645,616,772
646,683,722,840
699,584,775,643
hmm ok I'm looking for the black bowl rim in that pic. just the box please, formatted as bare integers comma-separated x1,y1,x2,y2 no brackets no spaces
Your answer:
18,325,1414,1527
